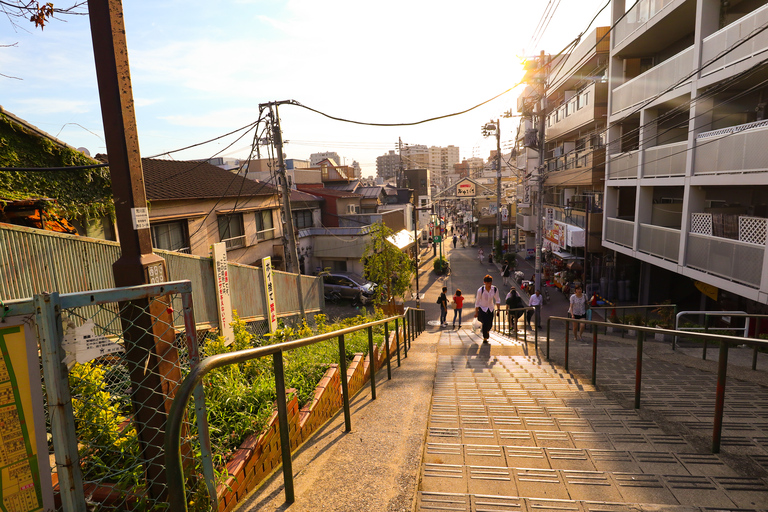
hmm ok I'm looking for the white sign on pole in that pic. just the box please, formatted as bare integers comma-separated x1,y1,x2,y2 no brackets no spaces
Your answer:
131,207,150,230
211,242,234,345
263,256,278,332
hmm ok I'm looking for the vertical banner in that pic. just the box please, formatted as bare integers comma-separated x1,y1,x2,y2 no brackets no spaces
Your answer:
211,242,234,345
0,319,55,512
263,256,278,332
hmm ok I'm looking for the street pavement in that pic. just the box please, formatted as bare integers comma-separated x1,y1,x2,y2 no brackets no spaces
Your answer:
239,236,768,511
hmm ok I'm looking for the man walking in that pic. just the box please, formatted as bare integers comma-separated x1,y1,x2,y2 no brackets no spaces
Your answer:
474,275,500,343
527,289,543,329
438,286,449,327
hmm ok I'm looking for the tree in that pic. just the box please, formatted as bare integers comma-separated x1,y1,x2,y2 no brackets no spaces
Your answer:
363,222,415,309
1,0,85,31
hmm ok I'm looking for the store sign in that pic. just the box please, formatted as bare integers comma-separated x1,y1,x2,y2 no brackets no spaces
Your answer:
456,181,476,197
263,256,278,332
501,206,508,221
545,207,554,230
0,320,55,511
212,242,234,345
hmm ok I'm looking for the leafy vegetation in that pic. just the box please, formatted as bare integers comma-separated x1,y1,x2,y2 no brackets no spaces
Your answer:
0,113,114,221
67,310,390,508
363,222,415,305
433,256,449,275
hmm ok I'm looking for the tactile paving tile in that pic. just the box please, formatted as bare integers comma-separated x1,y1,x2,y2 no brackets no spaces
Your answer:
422,464,467,493
417,491,469,511
712,476,768,509
663,474,735,508
426,442,464,465
504,445,549,469
468,465,516,495
469,494,524,512
676,453,737,477
465,444,506,467
631,451,688,475
611,473,678,505
588,450,640,473
514,468,570,500
562,470,623,502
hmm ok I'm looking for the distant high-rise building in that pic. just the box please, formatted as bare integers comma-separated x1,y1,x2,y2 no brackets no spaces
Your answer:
376,150,400,180
429,145,461,188
310,152,342,166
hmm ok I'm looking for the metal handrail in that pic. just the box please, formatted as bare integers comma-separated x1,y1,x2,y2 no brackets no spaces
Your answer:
165,307,425,511
544,315,768,454
493,306,538,345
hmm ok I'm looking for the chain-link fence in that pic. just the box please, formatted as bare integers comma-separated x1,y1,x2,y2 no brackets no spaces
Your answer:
35,281,212,511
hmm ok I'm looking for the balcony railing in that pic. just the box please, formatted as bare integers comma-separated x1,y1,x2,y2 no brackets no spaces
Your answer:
687,233,764,288
612,46,693,115
701,3,768,78
614,0,678,47
604,217,635,248
643,141,687,177
223,235,246,251
638,224,680,262
694,121,768,175
607,150,640,179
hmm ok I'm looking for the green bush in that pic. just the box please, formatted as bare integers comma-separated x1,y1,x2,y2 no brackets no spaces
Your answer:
433,257,449,274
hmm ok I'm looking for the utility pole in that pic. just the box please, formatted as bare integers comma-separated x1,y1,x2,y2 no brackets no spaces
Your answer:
495,119,502,254
398,137,404,188
265,102,305,317
88,0,181,501
535,50,548,295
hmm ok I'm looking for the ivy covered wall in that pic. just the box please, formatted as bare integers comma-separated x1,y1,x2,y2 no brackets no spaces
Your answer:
0,112,114,221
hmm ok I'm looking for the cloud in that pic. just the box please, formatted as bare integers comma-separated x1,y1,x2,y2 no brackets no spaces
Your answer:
12,98,93,115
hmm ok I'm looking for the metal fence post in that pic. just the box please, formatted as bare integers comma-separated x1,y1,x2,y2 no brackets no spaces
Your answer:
368,326,376,400
591,323,598,386
36,292,87,511
181,291,217,509
635,330,644,409
272,351,295,502
564,323,570,371
703,315,710,360
713,340,729,453
402,316,408,358
395,319,401,367
384,322,392,380
338,334,352,432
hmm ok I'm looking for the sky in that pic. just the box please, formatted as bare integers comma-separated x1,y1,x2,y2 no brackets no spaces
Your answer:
0,0,610,178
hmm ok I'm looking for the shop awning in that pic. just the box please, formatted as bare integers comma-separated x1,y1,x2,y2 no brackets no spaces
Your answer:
552,250,580,260
387,229,416,251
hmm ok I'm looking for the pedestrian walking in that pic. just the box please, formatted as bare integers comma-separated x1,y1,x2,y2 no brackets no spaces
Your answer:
452,234,458,248
474,275,500,343
452,289,464,328
478,248,484,263
505,289,524,333
437,286,449,327
527,289,543,329
568,285,588,341
501,261,511,286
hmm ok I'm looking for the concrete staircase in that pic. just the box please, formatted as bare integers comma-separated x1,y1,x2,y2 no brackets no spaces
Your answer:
416,328,768,511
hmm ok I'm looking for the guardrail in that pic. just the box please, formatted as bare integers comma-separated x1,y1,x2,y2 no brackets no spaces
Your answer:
165,307,426,512
543,315,767,454
492,305,539,343
590,303,677,335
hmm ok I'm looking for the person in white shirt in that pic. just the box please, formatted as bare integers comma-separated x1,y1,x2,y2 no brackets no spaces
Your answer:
527,289,543,329
474,275,500,343
568,285,588,341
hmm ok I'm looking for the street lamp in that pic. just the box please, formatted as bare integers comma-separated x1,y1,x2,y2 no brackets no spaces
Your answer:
482,120,503,256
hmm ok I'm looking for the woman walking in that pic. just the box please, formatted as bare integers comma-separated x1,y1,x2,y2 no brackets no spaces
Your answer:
568,285,588,341
452,289,464,328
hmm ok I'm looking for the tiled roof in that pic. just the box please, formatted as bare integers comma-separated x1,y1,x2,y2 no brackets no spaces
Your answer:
290,189,322,202
357,186,383,199
298,186,361,199
142,158,277,201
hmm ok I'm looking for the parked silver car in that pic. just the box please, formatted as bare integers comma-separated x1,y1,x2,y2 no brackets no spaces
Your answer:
322,272,377,305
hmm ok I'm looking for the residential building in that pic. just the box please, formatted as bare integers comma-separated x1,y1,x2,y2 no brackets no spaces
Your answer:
309,151,342,166
142,158,283,267
401,145,430,172
429,145,461,189
295,184,362,228
603,0,768,309
541,27,609,292
376,150,400,181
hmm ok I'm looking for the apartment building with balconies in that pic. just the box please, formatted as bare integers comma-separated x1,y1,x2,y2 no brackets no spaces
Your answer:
604,0,768,308
542,27,610,284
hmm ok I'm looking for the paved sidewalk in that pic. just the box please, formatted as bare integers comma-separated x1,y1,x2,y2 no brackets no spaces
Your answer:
237,240,768,511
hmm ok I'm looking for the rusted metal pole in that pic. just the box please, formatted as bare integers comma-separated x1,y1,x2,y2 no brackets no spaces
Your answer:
88,0,178,500
635,330,644,409
712,341,729,453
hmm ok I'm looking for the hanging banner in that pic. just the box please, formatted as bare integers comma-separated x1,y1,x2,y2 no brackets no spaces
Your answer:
0,319,55,512
211,242,234,345
263,256,278,332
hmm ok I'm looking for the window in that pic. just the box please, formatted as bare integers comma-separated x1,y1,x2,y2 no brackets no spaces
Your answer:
580,91,590,108
294,210,313,229
218,214,245,250
255,210,275,240
151,221,189,253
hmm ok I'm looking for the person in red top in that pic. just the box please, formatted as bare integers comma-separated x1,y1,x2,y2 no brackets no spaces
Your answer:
452,289,464,328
